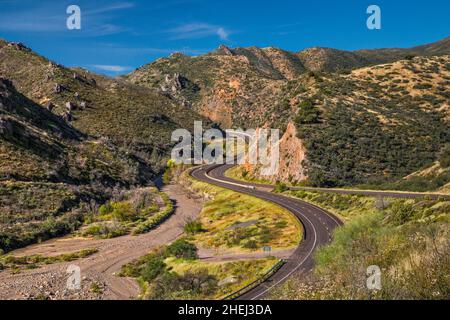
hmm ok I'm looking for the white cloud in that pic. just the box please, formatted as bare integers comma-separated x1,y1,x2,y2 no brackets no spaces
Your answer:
216,27,229,41
0,1,134,36
91,65,132,72
167,23,231,41
84,2,135,15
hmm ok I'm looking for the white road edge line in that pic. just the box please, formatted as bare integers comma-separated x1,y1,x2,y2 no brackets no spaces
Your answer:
199,167,319,300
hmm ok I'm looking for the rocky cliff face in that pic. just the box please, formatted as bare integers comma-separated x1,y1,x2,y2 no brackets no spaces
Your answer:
243,122,307,183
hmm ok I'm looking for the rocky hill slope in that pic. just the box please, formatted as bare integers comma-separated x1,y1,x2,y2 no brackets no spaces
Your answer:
0,76,157,252
125,37,449,128
267,55,450,187
126,38,449,188
0,40,210,173
0,39,210,252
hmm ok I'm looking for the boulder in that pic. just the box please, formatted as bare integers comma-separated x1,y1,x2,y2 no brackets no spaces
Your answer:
8,42,31,52
62,112,73,122
65,101,76,111
164,73,186,92
169,52,187,59
218,276,238,286
54,84,63,93
180,98,191,108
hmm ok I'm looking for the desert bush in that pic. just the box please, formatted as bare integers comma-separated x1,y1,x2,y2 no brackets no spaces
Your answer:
271,195,449,300
294,99,320,125
82,221,127,239
439,145,450,168
145,270,218,300
274,182,288,193
413,83,433,90
388,202,415,226
242,239,258,249
140,255,167,282
183,219,204,235
166,239,198,260
132,196,174,235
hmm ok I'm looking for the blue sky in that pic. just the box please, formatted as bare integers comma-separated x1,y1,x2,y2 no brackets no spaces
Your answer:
0,0,449,76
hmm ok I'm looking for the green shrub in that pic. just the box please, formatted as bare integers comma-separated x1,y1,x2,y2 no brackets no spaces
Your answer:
388,202,415,226
82,222,127,239
439,145,450,168
274,182,288,193
132,194,174,235
184,220,204,235
242,239,258,249
413,83,433,90
110,202,137,222
294,99,320,125
0,248,98,270
140,256,167,282
98,203,113,216
145,270,218,300
166,239,198,260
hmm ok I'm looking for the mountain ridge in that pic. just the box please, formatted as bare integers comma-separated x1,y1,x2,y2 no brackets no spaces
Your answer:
125,37,450,188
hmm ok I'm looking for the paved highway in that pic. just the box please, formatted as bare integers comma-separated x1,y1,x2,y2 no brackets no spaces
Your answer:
190,164,343,300
216,165,450,200
287,186,450,200
191,164,449,299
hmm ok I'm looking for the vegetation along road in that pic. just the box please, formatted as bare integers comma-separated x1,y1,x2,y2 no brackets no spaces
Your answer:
191,164,343,300
192,164,450,299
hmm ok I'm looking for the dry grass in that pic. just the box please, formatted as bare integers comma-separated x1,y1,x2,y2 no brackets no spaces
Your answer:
186,171,302,253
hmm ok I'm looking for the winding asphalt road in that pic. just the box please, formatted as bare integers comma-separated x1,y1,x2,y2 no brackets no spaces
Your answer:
190,164,343,300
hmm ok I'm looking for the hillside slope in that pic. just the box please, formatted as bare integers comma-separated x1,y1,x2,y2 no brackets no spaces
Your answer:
0,39,210,252
0,39,210,173
126,38,449,189
125,46,294,128
266,55,450,187
125,37,449,129
0,77,159,252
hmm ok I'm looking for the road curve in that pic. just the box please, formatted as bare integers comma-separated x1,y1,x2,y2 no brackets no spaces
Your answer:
190,164,343,300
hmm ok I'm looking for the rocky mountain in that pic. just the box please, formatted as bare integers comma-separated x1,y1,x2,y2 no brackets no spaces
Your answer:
125,47,292,128
356,36,450,64
126,37,450,189
0,39,210,173
298,37,450,73
125,37,450,128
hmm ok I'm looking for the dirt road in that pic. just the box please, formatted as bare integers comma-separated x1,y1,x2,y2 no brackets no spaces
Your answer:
0,184,202,300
